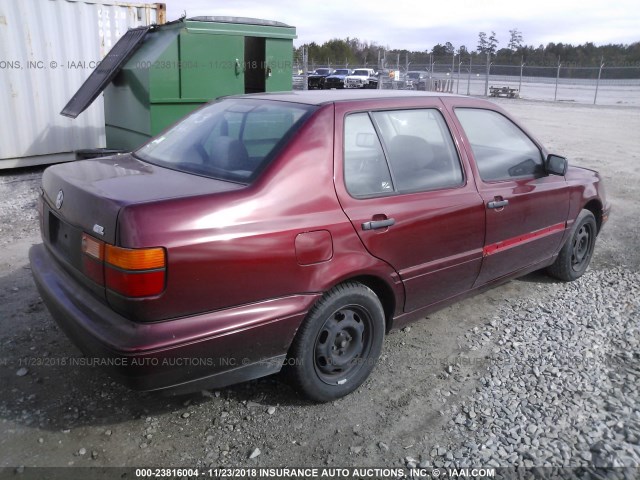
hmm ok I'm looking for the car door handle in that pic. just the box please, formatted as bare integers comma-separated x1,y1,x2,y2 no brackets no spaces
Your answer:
362,218,395,230
487,199,509,209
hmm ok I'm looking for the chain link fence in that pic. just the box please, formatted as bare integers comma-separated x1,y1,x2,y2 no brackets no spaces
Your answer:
293,52,640,106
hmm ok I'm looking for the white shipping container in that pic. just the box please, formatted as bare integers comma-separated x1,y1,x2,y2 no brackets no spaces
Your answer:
0,0,166,169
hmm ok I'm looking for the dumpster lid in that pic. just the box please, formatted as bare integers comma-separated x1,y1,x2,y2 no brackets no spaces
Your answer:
61,26,152,118
187,16,291,27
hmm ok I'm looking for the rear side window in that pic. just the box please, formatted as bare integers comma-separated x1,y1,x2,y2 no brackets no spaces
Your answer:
343,109,463,197
455,108,544,182
136,99,315,183
343,114,394,197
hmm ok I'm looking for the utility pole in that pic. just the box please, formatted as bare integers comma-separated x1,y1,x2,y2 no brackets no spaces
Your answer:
518,55,524,97
594,56,604,105
302,46,308,90
484,52,491,97
451,53,455,93
554,57,561,101
429,53,434,91
467,57,472,95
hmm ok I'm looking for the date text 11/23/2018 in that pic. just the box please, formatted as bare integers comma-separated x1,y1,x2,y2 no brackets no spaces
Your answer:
134,467,496,478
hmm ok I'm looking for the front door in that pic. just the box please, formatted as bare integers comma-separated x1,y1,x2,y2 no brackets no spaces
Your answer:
453,107,569,285
334,101,486,312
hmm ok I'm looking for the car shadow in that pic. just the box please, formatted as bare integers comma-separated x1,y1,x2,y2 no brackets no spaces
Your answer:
514,270,560,284
0,264,317,433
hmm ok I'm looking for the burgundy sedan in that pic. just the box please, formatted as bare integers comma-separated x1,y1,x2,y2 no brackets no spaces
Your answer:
30,91,609,401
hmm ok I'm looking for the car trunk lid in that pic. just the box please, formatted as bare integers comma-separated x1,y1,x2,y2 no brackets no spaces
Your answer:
41,154,244,298
42,154,243,244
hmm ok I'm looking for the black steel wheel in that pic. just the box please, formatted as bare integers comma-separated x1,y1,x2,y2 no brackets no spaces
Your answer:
313,304,372,383
548,209,597,281
286,282,385,402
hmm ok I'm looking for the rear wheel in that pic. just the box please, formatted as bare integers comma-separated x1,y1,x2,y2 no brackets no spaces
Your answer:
547,209,597,281
286,282,385,402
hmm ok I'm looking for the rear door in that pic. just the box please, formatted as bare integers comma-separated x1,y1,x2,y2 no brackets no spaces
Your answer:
452,106,569,285
334,99,485,312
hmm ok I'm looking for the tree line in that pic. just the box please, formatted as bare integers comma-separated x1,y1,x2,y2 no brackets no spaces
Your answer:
295,30,640,70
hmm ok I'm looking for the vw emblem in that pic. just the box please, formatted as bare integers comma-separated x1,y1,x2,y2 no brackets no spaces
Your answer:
55,190,64,209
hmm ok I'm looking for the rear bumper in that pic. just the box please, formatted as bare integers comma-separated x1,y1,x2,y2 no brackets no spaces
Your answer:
29,244,319,393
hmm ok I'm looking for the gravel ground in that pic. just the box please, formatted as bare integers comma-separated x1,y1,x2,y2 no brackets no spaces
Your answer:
0,171,40,247
0,99,639,476
443,268,639,469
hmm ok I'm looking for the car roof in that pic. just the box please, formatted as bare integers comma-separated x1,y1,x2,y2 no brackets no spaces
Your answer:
226,90,463,105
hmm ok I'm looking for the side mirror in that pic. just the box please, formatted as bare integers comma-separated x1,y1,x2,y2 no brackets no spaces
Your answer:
545,154,568,176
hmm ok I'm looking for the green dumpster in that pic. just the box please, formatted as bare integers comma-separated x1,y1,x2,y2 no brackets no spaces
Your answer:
61,17,296,151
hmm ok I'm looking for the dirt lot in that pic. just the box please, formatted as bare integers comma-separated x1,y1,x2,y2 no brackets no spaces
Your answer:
0,99,638,474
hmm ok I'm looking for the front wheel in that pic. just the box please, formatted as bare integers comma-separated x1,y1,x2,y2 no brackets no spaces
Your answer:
286,282,385,402
547,209,597,281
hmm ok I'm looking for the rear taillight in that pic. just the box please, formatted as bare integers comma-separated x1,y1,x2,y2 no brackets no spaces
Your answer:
105,245,165,270
104,244,166,297
81,234,105,285
81,233,166,297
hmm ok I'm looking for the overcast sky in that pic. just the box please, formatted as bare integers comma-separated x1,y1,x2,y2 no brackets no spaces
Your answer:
165,0,639,51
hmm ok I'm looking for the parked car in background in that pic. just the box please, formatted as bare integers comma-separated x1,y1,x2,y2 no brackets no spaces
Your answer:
323,68,353,89
30,91,609,402
404,71,428,90
345,68,379,89
307,68,333,89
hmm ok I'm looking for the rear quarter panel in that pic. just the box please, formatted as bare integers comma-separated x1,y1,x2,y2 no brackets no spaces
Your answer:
115,104,400,321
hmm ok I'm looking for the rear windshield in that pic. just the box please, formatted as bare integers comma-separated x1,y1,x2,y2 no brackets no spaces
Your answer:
135,99,316,184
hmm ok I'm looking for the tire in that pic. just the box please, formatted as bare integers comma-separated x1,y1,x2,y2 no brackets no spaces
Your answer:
286,282,385,402
547,209,597,281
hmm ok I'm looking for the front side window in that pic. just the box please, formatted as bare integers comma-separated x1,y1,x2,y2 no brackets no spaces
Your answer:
136,99,315,183
455,108,544,182
343,109,464,197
